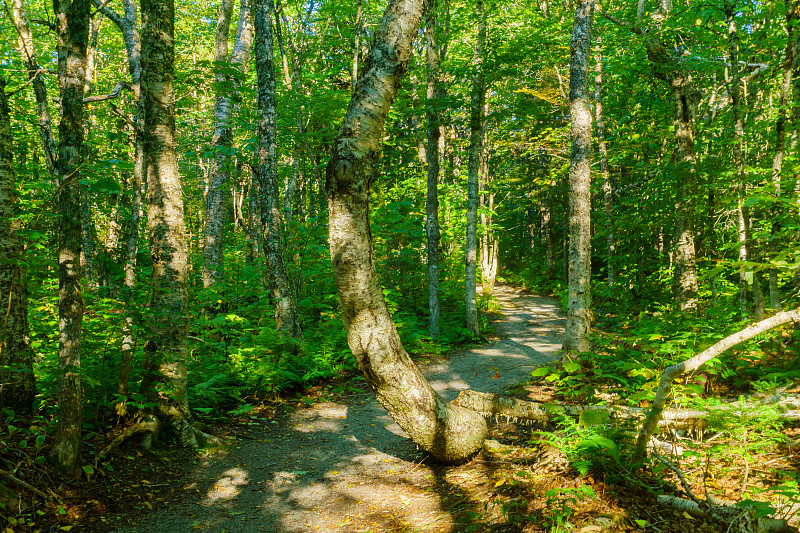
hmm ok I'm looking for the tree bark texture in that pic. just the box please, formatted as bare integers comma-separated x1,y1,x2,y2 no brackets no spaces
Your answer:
563,0,594,353
254,0,302,338
203,0,255,289
201,0,235,288
325,0,487,464
9,0,58,176
140,0,197,448
594,41,614,288
0,74,36,414
465,0,485,338
425,0,442,338
50,0,90,475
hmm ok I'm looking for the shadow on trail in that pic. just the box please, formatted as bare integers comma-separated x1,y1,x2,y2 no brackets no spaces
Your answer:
112,285,564,533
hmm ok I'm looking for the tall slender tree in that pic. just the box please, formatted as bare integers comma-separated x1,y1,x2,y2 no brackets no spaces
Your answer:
50,0,90,474
768,0,797,311
9,0,58,176
465,0,486,337
425,0,442,337
0,73,35,414
139,0,197,447
563,0,594,353
202,0,255,289
594,40,614,288
326,0,487,463
254,0,301,338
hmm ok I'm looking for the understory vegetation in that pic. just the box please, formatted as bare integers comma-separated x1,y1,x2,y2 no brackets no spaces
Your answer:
3,0,800,530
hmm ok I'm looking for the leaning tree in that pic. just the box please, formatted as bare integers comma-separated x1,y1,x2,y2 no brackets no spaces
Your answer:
325,0,488,464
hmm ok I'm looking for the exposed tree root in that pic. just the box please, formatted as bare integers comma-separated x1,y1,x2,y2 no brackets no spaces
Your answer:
0,468,49,500
98,415,162,460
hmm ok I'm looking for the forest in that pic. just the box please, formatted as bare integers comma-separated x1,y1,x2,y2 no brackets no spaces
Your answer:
2,0,800,530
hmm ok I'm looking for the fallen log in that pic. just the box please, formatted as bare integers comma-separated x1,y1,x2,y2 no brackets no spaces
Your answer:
452,390,800,433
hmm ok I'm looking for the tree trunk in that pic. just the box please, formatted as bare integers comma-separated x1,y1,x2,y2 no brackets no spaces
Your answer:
465,0,486,338
140,0,197,448
540,182,556,279
768,0,796,311
0,73,36,415
50,0,90,475
563,0,594,353
96,0,145,410
425,0,442,337
727,1,764,321
254,0,302,338
479,151,498,295
634,6,700,312
594,40,614,288
9,0,58,176
201,0,235,288
325,0,487,464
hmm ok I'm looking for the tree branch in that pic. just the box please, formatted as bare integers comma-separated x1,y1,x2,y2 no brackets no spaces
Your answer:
633,308,800,463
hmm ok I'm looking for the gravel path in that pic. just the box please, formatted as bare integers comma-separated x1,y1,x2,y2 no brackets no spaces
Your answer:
114,285,564,533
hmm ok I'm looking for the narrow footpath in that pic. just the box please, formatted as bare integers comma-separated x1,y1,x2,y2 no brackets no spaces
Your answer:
114,285,565,533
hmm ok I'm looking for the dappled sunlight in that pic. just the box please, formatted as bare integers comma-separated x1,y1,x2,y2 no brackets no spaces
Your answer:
290,402,348,433
201,467,250,505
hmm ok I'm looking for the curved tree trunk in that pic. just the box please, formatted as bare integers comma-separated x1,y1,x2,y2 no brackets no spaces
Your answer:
465,0,486,338
563,0,594,353
140,0,197,448
0,73,36,414
50,0,90,475
326,0,487,464
254,0,301,338
94,0,145,409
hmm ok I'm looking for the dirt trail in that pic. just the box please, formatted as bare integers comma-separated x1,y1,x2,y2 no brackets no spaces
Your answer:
114,285,564,533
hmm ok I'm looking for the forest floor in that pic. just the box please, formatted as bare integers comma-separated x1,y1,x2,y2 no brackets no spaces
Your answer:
6,285,773,532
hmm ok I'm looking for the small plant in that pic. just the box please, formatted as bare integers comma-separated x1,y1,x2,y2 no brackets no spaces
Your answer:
542,484,595,532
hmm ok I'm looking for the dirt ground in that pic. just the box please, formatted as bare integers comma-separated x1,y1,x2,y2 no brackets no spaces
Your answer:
105,285,565,533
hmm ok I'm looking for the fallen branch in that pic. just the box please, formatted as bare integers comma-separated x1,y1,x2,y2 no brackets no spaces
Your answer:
454,390,708,431
53,80,132,104
0,468,49,500
633,308,800,463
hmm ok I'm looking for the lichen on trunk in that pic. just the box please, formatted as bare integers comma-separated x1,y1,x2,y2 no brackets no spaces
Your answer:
326,0,486,464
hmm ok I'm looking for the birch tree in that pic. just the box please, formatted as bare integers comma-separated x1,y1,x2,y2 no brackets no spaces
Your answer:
202,0,254,288
326,0,488,463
